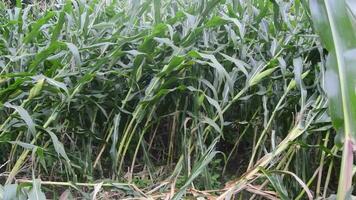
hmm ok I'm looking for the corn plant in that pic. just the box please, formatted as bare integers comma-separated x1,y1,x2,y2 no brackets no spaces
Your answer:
0,0,353,199
310,0,356,199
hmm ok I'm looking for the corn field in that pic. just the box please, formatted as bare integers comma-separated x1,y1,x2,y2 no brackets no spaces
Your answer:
0,0,355,199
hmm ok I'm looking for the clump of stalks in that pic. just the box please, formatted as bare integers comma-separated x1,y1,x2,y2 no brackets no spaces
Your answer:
0,0,354,199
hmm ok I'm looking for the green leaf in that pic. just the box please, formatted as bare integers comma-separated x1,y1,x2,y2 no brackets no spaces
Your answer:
24,12,55,44
66,43,81,68
196,52,233,89
4,103,36,136
45,129,70,162
3,184,18,200
206,16,226,28
324,54,344,131
44,77,69,95
220,53,249,76
9,141,37,150
173,138,218,199
153,0,161,24
29,42,65,72
51,0,72,43
158,56,185,77
28,179,46,200
310,0,356,198
260,168,289,200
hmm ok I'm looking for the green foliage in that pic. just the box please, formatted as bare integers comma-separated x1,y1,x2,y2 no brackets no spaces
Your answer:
310,0,356,199
0,0,352,199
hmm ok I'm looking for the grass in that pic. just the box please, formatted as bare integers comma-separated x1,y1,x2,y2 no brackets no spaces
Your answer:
0,0,354,199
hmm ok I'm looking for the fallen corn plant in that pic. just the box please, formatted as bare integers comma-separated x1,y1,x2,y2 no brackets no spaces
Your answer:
0,0,353,199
